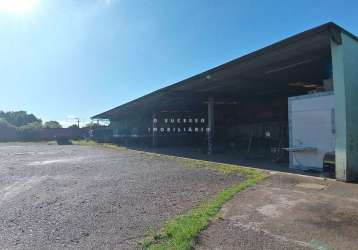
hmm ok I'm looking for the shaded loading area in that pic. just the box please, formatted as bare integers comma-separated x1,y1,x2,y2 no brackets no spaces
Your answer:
96,24,336,175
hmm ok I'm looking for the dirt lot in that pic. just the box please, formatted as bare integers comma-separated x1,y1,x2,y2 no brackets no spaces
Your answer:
0,143,244,250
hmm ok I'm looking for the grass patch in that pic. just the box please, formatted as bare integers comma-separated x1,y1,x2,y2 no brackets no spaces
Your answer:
71,140,263,177
72,139,267,250
71,140,260,174
71,139,126,151
141,167,266,250
181,158,257,174
71,139,99,146
46,140,57,145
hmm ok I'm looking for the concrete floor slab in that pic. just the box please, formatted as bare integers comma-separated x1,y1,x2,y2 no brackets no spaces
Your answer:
295,183,327,190
197,174,358,250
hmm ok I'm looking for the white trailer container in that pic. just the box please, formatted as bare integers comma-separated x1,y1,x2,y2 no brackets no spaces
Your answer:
287,92,335,171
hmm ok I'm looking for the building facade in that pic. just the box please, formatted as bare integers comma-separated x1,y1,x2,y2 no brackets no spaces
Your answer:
93,22,358,182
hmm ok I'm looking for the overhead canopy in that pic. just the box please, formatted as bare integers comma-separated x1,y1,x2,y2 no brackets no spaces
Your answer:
93,22,357,120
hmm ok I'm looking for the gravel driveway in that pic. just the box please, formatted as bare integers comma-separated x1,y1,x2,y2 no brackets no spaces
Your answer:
0,143,243,249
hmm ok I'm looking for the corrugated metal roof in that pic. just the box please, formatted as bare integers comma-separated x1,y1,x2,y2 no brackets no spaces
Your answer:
92,22,356,119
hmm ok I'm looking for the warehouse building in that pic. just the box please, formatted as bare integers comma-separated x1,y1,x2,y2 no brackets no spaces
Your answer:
93,22,358,182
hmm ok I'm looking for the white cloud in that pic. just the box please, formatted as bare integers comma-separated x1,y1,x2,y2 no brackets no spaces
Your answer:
0,0,40,15
96,0,115,6
66,115,78,120
58,120,75,128
58,115,91,128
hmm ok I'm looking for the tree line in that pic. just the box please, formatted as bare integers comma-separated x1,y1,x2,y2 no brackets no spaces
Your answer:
0,111,62,131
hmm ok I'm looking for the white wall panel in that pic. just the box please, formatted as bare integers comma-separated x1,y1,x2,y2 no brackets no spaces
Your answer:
288,92,335,170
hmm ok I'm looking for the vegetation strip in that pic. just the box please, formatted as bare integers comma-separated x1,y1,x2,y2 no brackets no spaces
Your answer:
71,139,127,151
72,140,267,250
141,170,265,250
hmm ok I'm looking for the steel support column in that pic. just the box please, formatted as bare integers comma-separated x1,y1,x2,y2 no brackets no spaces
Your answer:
207,98,214,155
152,111,158,147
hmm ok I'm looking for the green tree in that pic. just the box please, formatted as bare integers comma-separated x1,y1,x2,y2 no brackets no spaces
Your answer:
17,121,43,132
83,122,106,129
44,121,62,129
68,124,80,129
0,118,15,129
0,111,41,127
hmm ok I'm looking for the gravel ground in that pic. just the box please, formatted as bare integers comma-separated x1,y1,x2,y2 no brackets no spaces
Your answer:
0,143,244,250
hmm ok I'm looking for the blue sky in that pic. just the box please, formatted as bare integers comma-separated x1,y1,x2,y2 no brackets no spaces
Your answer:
0,0,357,126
